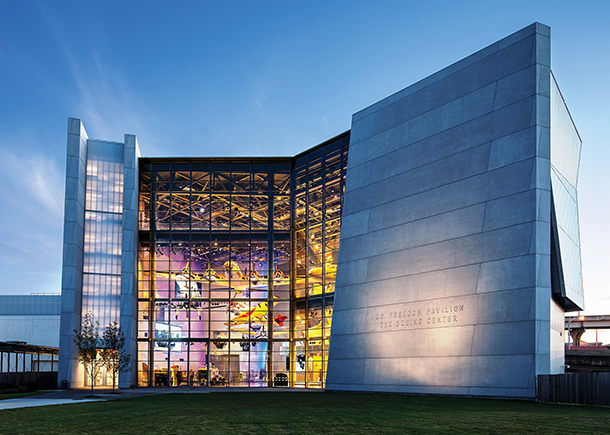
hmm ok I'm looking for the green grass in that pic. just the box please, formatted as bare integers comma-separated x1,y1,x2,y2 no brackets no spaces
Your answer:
1,392,609,434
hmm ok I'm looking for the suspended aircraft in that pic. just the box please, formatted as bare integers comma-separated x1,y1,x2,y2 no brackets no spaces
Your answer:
155,260,221,298
225,301,271,327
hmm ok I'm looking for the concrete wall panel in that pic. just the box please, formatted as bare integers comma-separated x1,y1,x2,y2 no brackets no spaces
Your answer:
334,264,481,312
0,317,60,347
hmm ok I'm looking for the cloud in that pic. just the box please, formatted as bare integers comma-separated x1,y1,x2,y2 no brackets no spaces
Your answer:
0,147,65,222
252,91,270,113
35,2,157,147
0,146,64,295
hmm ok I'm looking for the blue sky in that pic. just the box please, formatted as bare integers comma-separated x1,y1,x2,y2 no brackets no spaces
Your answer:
0,1,608,322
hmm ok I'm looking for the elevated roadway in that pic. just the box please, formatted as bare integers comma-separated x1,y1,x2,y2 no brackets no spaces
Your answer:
565,315,610,347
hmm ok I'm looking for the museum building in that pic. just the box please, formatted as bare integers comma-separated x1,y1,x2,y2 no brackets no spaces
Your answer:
59,23,584,398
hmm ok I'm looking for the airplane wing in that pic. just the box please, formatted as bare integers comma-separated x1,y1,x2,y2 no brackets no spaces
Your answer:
155,271,174,279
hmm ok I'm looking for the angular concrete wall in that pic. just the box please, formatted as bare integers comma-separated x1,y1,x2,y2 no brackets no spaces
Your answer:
119,134,139,388
327,23,557,398
59,118,89,387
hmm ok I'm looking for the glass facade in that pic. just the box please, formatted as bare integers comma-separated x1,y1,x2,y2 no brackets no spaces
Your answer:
82,141,124,328
550,74,584,311
136,133,349,387
291,136,348,387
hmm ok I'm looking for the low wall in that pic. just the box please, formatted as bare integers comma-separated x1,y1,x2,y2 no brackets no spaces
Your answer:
538,373,610,406
0,372,58,389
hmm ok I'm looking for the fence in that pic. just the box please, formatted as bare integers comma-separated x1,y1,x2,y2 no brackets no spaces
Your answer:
0,372,58,389
0,341,59,389
537,373,610,406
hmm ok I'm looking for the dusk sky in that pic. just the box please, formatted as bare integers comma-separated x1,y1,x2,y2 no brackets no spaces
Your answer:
0,1,608,323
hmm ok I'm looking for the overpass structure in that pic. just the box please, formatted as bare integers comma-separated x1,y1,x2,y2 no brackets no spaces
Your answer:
564,316,610,373
565,315,610,347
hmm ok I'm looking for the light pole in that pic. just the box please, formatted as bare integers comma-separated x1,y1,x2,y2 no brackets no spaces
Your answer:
566,314,585,349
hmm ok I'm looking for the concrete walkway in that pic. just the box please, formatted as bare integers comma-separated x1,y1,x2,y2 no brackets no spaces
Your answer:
0,386,320,410
0,396,104,410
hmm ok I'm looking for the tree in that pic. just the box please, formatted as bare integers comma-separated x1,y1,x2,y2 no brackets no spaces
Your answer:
100,321,131,392
73,312,104,396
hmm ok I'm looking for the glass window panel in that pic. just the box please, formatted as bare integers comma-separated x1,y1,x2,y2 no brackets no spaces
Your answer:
153,242,171,300
138,275,150,299
250,195,268,230
212,171,230,192
293,340,306,386
249,239,268,296
271,341,290,379
210,240,231,298
273,241,290,299
273,173,290,195
85,142,124,214
191,192,210,230
83,211,122,275
153,348,171,387
139,172,151,230
189,314,209,339
323,306,333,338
191,171,210,192
308,159,323,188
272,304,290,339
294,167,307,191
324,149,342,178
211,193,230,230
307,339,324,387
155,171,170,192
188,342,209,386
189,241,212,299
230,240,252,298
168,344,188,386
230,193,250,231
154,193,171,230
245,348,268,386
273,195,290,230
252,172,269,193
293,193,307,228
138,242,150,298
231,171,251,193
170,192,191,230
138,302,150,339
137,342,150,386
294,310,306,339
81,274,120,328
171,170,191,192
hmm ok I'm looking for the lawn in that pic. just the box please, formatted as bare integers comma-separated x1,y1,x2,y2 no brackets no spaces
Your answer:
0,392,608,434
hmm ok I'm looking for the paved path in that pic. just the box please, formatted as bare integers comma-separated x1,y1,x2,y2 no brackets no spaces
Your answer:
0,396,104,410
0,386,319,410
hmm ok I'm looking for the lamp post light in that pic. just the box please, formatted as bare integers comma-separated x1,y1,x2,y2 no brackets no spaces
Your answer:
567,314,585,349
